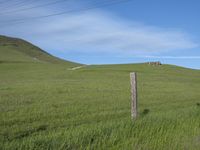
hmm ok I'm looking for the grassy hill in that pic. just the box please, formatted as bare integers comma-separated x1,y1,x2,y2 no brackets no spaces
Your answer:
0,36,200,149
0,35,79,66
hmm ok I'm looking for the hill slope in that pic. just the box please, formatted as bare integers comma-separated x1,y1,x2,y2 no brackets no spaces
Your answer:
0,61,199,149
0,35,79,66
1,35,200,150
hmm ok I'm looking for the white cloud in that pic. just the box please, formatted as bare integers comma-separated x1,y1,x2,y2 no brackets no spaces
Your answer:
0,2,198,56
138,56,200,59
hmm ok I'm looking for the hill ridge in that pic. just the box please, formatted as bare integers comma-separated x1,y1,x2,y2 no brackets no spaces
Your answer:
0,35,79,66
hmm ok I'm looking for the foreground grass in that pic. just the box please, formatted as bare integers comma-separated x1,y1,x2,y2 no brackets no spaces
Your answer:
0,62,200,149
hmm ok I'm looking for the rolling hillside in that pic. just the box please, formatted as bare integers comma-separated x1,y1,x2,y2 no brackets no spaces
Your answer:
0,35,79,66
0,35,200,149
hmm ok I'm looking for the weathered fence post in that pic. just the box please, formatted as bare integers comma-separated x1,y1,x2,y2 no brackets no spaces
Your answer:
130,72,138,119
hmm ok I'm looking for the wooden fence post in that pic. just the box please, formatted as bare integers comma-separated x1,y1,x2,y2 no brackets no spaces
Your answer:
130,72,138,119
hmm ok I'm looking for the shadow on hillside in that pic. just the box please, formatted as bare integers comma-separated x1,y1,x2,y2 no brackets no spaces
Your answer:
141,109,150,117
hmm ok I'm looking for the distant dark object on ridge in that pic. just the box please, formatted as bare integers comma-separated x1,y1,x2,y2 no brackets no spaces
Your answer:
148,61,162,66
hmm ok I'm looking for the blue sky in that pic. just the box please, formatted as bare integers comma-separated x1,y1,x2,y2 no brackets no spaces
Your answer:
0,0,199,69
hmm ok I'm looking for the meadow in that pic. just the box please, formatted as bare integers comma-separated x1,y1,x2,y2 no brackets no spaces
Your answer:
0,61,200,150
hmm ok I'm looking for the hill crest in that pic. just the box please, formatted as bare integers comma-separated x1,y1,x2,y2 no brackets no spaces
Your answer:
0,35,79,66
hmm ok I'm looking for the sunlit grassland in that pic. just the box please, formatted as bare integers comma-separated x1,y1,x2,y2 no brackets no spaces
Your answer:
0,62,200,149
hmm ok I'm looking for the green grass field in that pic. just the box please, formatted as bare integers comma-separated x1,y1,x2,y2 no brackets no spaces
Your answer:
0,36,200,149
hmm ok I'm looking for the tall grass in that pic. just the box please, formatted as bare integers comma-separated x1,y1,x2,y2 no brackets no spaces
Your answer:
0,63,200,149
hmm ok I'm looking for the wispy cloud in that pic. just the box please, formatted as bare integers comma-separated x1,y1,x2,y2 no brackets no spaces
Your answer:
0,1,198,56
134,55,200,59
